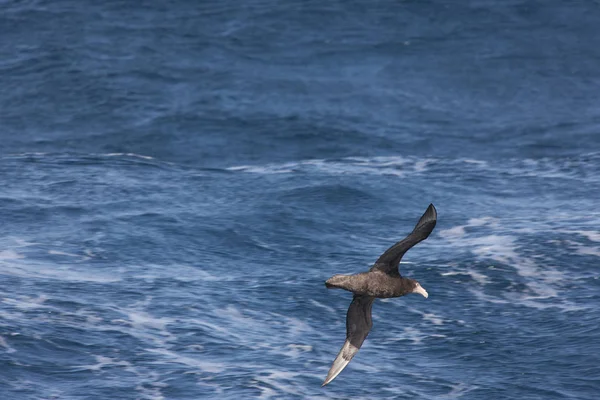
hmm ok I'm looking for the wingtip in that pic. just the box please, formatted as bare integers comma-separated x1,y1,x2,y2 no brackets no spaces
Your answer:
322,371,338,387
321,372,336,387
427,203,437,215
414,203,437,229
425,203,437,222
321,369,337,387
322,340,356,387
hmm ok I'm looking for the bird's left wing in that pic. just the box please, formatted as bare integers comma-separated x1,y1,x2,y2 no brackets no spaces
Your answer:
322,295,375,386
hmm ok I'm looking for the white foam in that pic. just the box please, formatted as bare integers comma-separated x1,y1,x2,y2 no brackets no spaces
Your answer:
309,299,335,314
104,152,155,160
140,263,233,282
6,152,157,162
0,335,16,353
127,311,173,331
6,152,48,158
250,370,303,399
558,232,600,258
2,295,48,310
439,216,577,310
469,235,519,265
12,238,40,247
134,371,167,400
385,327,430,345
0,250,24,260
462,159,488,166
439,226,466,239
466,216,499,228
226,155,433,177
469,289,509,305
281,315,312,337
1,296,174,399
197,379,224,397
441,270,490,286
444,382,479,398
0,262,121,283
227,155,569,183
146,348,226,374
563,230,600,243
226,164,296,174
48,250,80,257
251,383,277,400
422,313,444,326
48,250,91,262
403,327,427,345
414,159,431,172
74,355,133,372
576,246,600,257
281,344,313,359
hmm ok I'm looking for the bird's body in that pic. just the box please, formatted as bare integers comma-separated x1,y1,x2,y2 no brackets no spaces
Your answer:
325,271,417,298
322,203,437,386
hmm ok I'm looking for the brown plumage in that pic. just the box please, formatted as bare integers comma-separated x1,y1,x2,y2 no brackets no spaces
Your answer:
322,203,437,386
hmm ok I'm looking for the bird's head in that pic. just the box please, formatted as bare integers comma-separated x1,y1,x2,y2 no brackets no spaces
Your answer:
410,280,429,298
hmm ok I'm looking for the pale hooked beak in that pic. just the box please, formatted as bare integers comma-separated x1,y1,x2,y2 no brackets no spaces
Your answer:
413,284,429,298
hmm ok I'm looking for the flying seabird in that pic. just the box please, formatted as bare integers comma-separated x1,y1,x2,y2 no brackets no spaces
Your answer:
322,203,437,386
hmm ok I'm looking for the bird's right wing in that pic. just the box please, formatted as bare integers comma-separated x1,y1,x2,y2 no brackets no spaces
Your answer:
371,203,437,275
322,295,375,386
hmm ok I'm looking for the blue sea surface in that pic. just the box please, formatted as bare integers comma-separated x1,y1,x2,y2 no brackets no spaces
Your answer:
1,1,600,399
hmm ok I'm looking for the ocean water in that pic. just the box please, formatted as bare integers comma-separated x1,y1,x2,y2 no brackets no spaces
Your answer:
1,1,600,399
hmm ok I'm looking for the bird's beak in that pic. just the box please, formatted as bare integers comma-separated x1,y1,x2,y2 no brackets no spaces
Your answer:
413,285,429,298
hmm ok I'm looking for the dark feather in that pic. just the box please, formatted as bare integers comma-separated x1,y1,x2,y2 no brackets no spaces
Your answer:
371,204,437,275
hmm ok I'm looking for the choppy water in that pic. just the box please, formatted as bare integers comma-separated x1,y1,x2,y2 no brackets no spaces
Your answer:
1,1,600,399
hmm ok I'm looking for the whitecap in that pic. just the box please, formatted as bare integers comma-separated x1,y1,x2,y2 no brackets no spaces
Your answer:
104,152,155,160
250,370,303,399
562,229,600,243
0,249,24,260
48,250,80,257
438,216,576,310
576,246,600,257
0,263,121,283
0,335,16,353
441,270,490,286
126,310,173,332
385,327,430,345
309,299,335,314
2,295,48,310
281,344,313,359
73,355,133,372
439,226,466,239
444,382,479,398
146,348,226,374
422,313,445,326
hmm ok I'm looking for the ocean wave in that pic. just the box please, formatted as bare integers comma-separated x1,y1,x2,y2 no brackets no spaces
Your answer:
438,215,596,312
226,152,600,182
1,152,173,169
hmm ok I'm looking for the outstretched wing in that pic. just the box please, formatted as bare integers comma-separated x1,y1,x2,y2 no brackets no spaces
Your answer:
322,295,375,386
371,203,437,275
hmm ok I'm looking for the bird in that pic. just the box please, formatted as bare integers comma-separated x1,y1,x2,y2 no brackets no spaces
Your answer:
322,203,437,386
